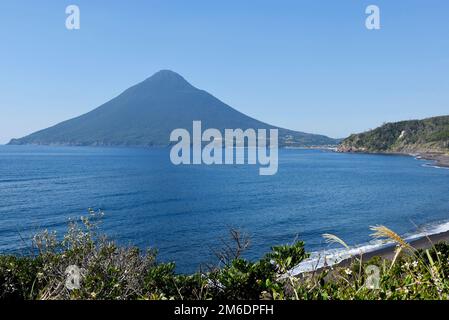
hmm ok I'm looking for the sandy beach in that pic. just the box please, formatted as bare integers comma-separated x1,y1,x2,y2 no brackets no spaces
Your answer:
336,229,449,267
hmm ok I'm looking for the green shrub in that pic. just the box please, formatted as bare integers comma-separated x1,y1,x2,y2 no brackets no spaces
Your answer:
0,255,44,300
1,212,449,300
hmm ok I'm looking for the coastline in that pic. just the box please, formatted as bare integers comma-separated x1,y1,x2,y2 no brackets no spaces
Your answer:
337,147,449,169
343,229,449,264
416,152,449,168
293,229,449,276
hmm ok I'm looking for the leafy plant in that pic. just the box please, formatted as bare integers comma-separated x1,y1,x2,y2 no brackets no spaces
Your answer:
1,213,449,301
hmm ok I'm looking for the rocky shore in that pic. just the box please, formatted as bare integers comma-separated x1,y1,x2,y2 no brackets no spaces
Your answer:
337,145,449,169
417,152,449,168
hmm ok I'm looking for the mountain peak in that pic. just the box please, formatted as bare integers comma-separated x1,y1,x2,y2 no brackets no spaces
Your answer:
142,70,193,90
8,70,338,147
151,69,184,79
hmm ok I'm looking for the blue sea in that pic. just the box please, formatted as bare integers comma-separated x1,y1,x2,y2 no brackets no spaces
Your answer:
1,145,449,273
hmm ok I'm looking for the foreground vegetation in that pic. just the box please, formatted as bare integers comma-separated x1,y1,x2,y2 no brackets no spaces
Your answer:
1,210,449,300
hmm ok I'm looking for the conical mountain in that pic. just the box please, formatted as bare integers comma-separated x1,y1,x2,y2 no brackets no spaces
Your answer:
8,70,336,147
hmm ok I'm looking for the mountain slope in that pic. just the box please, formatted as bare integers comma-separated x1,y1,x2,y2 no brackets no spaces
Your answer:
8,70,337,147
338,115,449,154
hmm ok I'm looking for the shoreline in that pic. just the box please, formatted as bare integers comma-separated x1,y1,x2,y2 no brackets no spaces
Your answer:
293,225,449,276
334,229,449,269
415,152,449,168
337,148,449,169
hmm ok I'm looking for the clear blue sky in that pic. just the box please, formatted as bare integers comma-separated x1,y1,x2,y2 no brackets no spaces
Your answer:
1,0,448,144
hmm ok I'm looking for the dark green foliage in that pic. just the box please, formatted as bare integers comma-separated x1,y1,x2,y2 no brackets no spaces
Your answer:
341,115,449,153
417,242,449,277
0,256,43,300
206,241,309,299
0,212,309,300
2,212,449,300
264,241,308,270
429,130,449,142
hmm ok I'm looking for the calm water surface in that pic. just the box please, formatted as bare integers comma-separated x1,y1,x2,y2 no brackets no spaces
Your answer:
1,145,448,273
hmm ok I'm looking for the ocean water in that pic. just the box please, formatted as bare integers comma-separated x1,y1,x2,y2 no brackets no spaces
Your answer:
0,145,449,273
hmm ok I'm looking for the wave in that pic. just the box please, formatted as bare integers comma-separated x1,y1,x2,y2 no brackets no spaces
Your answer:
290,219,449,275
421,163,449,170
413,155,449,170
